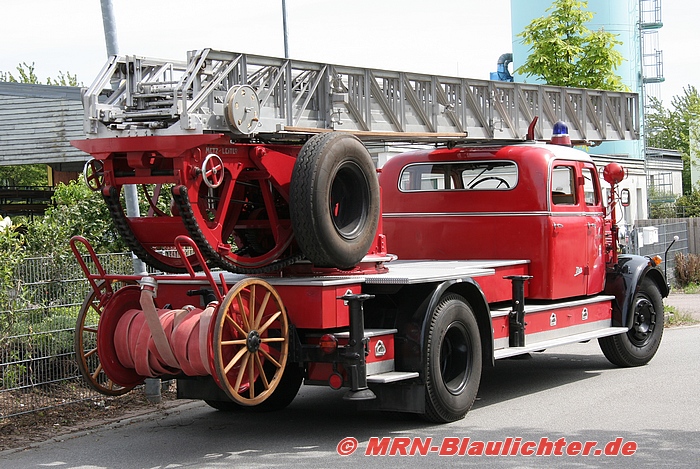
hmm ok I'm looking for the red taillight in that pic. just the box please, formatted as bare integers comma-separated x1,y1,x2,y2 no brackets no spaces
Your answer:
329,372,344,390
319,334,338,354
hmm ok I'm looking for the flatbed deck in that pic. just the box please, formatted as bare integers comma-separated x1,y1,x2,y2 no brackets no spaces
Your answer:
156,259,531,288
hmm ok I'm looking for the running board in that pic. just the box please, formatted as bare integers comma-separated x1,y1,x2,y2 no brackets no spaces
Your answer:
367,371,420,384
494,326,628,360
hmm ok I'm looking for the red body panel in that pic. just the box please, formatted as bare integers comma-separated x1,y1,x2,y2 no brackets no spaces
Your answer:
306,331,396,384
276,283,362,329
491,299,613,342
379,144,607,300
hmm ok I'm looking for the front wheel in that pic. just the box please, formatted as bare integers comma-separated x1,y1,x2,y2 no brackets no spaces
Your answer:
423,294,482,423
599,277,664,367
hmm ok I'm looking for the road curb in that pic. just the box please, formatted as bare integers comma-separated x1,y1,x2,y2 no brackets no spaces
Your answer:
0,399,204,456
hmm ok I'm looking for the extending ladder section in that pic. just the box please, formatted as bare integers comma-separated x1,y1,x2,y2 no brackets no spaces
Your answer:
83,48,639,143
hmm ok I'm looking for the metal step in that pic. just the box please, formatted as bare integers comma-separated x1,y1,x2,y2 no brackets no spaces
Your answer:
493,326,628,359
82,49,639,143
367,371,420,384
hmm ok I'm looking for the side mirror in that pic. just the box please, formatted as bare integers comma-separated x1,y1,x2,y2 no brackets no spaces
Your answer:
620,188,630,207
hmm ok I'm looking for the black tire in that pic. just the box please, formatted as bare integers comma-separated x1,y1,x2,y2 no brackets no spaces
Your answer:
599,277,664,367
205,364,303,412
423,294,482,423
205,399,244,412
290,133,380,269
254,363,303,411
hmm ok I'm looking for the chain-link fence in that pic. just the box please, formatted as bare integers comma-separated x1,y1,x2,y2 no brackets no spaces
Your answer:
0,252,135,418
631,218,690,286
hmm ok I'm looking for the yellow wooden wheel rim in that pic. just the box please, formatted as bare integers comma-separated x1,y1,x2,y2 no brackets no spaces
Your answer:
212,278,289,406
74,280,135,396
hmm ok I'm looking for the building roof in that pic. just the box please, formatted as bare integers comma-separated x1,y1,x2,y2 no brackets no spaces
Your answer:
0,82,88,170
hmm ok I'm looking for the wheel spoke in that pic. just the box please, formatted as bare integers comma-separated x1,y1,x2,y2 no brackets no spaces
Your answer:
233,352,250,393
257,311,281,335
224,347,248,374
258,347,282,369
249,285,257,329
260,337,285,343
224,314,247,337
236,293,250,332
221,339,247,346
255,291,272,330
91,363,103,381
248,353,256,399
254,353,270,390
84,326,98,334
84,347,98,359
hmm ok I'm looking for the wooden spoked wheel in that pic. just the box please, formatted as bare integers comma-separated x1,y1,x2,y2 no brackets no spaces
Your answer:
74,280,135,396
212,278,289,406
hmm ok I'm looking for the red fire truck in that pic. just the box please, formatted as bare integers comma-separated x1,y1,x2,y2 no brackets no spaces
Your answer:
71,50,666,423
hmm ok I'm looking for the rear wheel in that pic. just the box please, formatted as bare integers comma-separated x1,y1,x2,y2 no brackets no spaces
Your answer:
423,294,482,423
290,133,380,269
206,363,302,412
599,277,664,367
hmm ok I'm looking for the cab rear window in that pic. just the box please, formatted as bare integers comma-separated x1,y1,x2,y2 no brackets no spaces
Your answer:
399,161,518,192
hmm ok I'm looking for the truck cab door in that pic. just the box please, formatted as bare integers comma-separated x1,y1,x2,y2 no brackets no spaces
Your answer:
582,163,605,295
549,163,587,298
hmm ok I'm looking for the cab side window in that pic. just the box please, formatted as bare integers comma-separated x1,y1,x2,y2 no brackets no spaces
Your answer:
399,161,518,192
583,167,600,206
551,165,577,205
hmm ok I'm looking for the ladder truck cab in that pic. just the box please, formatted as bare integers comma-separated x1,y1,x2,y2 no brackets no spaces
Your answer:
71,49,668,424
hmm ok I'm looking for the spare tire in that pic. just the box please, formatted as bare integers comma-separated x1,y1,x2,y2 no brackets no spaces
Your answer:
290,132,380,269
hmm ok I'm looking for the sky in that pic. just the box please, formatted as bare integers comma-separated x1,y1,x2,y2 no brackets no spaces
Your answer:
0,0,698,107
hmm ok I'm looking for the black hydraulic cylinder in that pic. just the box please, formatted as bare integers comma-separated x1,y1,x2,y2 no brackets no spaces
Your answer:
339,293,376,401
504,275,533,347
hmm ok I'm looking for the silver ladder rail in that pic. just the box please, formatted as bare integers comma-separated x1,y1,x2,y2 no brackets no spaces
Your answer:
82,48,639,143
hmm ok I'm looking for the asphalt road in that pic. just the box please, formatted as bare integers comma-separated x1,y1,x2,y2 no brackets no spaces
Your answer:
665,292,700,321
2,325,699,469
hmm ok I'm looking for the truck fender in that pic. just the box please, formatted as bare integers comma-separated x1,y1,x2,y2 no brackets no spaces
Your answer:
604,255,669,329
419,278,495,368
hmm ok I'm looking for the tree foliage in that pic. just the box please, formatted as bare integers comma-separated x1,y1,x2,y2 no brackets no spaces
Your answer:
0,164,48,187
25,179,125,255
516,0,626,91
646,86,700,195
0,62,80,86
0,220,26,307
675,191,700,218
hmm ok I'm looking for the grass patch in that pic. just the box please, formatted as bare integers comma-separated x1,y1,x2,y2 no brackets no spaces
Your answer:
678,283,700,294
664,305,700,327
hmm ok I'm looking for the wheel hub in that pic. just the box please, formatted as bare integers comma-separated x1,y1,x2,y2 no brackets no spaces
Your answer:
331,162,369,240
247,330,261,352
630,297,655,345
441,322,471,395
